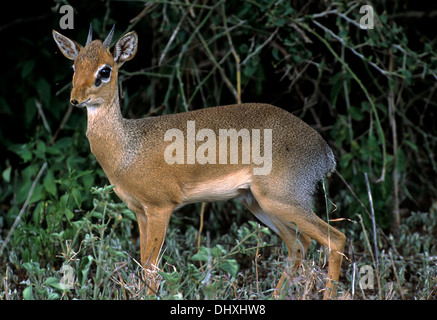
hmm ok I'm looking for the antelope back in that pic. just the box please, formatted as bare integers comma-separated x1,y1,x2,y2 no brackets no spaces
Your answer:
52,26,138,108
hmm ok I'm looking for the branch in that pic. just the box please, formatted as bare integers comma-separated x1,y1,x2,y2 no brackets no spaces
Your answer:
0,162,48,256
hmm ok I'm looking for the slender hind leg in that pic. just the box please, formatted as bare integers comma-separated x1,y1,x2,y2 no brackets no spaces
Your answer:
238,193,311,298
248,186,346,300
272,223,311,298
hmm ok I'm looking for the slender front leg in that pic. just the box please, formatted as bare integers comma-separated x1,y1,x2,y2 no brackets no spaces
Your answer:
135,205,173,295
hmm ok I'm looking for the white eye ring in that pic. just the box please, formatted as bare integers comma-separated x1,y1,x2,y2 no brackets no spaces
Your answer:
94,65,112,87
95,65,112,80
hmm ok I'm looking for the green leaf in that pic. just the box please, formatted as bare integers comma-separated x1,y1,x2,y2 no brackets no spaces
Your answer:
219,259,239,278
2,167,11,183
23,261,43,277
71,188,82,208
34,140,46,160
78,255,93,286
21,60,35,79
349,106,364,121
243,58,259,77
47,292,61,300
65,208,74,220
404,140,418,152
158,270,180,284
81,171,95,191
24,99,37,129
0,96,12,115
32,201,43,224
191,247,210,262
23,286,35,300
340,153,353,169
36,78,51,109
29,184,44,204
271,47,280,61
9,143,33,162
91,211,104,219
44,277,64,291
53,137,72,150
43,169,57,197
122,208,136,221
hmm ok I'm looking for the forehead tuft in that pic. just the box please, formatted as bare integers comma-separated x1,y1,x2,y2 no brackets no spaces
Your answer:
75,40,113,67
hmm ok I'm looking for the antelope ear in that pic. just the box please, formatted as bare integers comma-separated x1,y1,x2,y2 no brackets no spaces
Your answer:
52,30,82,60
113,31,138,65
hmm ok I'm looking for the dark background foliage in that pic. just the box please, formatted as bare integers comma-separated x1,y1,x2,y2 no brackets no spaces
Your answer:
0,0,436,299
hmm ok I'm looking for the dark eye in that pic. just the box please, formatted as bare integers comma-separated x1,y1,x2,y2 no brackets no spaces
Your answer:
95,66,111,87
99,67,111,79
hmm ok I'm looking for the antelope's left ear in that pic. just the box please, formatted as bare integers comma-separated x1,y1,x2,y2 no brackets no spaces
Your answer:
113,31,138,65
52,30,82,60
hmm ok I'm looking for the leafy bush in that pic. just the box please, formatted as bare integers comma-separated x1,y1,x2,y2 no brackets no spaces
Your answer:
1,0,436,299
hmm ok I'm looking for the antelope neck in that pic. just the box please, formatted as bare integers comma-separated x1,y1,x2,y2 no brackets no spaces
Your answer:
85,90,127,173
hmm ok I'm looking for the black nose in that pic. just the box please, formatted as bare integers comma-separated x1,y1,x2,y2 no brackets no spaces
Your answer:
71,99,78,106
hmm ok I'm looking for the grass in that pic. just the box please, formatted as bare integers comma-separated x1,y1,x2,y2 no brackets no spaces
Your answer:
1,0,437,301
1,185,435,300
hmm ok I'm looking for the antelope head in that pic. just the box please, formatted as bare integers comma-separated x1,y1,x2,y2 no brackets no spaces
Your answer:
52,25,138,109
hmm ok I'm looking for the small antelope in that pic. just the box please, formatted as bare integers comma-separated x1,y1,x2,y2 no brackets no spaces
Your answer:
52,25,345,299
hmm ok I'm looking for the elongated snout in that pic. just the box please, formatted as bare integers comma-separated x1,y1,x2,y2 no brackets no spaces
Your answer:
70,97,90,108
70,86,90,107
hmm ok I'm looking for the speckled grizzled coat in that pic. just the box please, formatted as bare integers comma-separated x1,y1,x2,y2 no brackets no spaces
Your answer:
52,26,345,299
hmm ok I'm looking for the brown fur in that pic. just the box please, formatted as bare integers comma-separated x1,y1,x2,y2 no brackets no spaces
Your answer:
53,28,345,299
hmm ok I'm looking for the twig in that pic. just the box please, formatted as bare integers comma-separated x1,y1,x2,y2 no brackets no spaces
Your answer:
311,19,399,79
35,100,51,135
130,3,155,24
0,162,48,256
294,9,339,22
388,50,400,230
184,0,196,18
358,214,381,299
159,10,189,66
221,2,241,103
118,272,128,300
364,172,379,271
3,265,10,300
185,10,238,102
0,13,50,33
174,0,224,110
120,69,173,79
197,202,206,249
388,249,405,299
241,28,279,66
254,224,261,295
51,104,73,145
301,20,387,182
322,179,331,251
350,242,356,298
392,44,437,81
334,170,398,256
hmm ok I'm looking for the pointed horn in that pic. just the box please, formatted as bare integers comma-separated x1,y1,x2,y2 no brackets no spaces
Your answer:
86,23,93,46
103,25,115,49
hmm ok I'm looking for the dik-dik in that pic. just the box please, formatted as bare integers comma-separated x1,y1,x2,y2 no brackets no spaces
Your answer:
52,25,345,299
